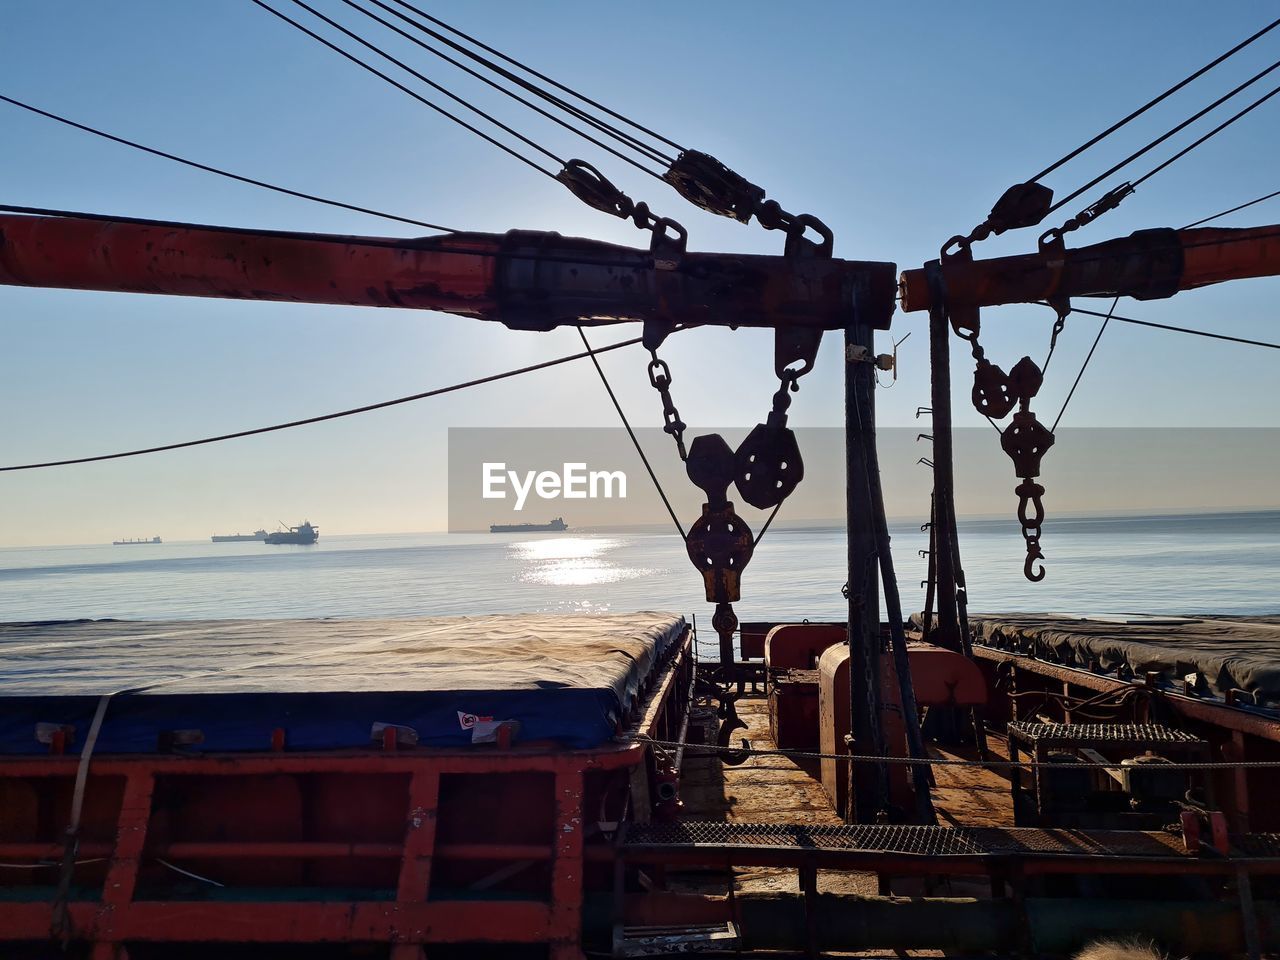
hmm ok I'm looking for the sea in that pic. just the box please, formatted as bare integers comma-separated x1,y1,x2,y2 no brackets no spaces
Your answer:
1,511,1276,659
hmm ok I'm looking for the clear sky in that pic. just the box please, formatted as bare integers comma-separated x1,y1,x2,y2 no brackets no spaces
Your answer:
2,2,1278,545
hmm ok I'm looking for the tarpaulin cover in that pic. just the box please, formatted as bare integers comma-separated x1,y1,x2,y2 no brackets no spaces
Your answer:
0,612,686,754
964,613,1280,705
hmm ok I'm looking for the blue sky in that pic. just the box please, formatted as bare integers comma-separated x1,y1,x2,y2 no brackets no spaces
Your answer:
2,2,1278,544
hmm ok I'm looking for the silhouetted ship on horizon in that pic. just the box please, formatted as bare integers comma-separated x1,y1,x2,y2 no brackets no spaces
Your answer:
112,536,161,545
264,521,319,545
212,529,269,543
489,517,568,533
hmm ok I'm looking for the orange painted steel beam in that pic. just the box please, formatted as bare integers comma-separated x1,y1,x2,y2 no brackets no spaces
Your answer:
898,224,1280,312
0,213,897,331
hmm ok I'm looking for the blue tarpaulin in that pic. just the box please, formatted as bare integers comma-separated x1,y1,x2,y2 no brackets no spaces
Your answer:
0,612,686,753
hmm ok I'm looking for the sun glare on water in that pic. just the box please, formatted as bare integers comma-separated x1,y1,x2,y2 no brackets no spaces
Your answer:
509,537,653,587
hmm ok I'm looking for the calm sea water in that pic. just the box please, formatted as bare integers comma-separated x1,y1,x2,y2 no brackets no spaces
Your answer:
1,513,1276,656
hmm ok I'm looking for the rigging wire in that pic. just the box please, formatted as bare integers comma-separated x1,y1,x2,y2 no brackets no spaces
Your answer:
1028,15,1280,184
0,94,457,234
0,333,652,473
1129,80,1280,190
753,502,783,547
1054,304,1280,351
339,0,670,174
1047,55,1280,216
1051,296,1120,433
575,327,687,541
250,0,559,179
1182,187,1280,228
278,0,567,168
384,0,684,156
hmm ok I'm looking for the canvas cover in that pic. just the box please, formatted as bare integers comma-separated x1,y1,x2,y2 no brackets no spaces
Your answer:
966,613,1280,705
0,612,686,753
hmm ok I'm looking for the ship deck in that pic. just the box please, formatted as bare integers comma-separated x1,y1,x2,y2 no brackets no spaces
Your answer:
677,696,1014,898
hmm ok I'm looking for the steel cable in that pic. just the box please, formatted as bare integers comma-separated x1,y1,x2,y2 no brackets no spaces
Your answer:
1028,15,1280,185
0,94,457,233
633,735,1280,772
1182,188,1280,229
575,327,687,540
1130,80,1280,189
342,0,670,174
278,0,566,168
1058,304,1280,351
251,0,559,179
1051,296,1120,432
0,333,652,472
1047,56,1280,216
384,0,684,156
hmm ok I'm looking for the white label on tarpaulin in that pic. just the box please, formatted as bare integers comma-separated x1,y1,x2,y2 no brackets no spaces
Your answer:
457,710,505,743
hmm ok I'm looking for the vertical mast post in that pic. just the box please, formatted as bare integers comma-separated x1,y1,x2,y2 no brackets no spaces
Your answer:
845,283,889,822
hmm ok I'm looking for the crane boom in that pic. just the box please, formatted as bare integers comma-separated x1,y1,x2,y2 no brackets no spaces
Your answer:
0,212,897,333
898,224,1280,312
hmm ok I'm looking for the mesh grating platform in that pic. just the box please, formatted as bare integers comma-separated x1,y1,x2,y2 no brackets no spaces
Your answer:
624,822,1199,859
1231,833,1280,857
1008,722,1206,747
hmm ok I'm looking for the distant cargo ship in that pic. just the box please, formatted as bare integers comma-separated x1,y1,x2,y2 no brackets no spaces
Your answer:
489,517,568,533
113,536,161,545
211,529,268,542
264,521,319,545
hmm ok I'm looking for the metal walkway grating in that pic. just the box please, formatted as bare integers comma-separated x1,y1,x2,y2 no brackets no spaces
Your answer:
624,821,1201,859
1231,833,1280,857
1008,722,1206,747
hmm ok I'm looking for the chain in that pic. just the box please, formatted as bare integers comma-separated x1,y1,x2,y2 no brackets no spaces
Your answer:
941,180,1055,260
770,370,799,417
940,236,1056,582
647,349,688,461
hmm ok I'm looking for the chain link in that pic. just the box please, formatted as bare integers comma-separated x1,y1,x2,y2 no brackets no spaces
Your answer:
940,238,1057,582
646,350,688,461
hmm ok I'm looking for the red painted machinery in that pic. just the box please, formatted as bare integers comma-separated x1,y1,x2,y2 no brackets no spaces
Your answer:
0,625,693,959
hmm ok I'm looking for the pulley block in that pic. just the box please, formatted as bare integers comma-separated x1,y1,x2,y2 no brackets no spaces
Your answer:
685,503,754,603
734,417,804,510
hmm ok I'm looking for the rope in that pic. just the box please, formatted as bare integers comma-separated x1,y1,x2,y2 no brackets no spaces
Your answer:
630,736,1280,772
1027,15,1280,184
1182,188,1280,229
337,0,668,177
0,333,650,472
50,693,113,941
1051,296,1120,432
0,94,457,233
251,0,558,179
576,327,687,540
